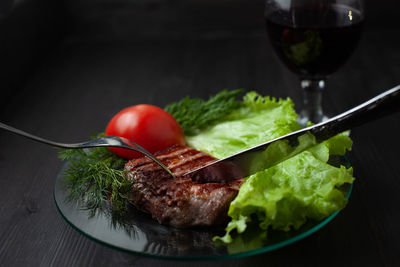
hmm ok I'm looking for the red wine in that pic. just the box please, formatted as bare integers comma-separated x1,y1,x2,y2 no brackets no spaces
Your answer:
266,4,364,79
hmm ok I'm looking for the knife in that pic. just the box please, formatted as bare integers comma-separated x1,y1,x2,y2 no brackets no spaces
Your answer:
183,85,400,181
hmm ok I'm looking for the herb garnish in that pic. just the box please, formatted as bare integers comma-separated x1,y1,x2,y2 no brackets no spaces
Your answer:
60,89,244,216
165,89,243,135
59,134,131,216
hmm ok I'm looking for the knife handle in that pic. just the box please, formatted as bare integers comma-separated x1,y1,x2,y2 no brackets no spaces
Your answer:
309,84,400,142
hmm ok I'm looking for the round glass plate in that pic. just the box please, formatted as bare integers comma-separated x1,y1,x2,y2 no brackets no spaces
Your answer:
54,157,352,261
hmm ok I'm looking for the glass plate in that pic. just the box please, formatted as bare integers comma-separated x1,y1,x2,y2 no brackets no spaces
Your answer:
54,157,352,261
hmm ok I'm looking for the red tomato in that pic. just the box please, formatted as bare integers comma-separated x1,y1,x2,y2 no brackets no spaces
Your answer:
105,104,185,159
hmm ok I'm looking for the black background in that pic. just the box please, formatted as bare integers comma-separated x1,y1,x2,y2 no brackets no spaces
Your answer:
1,0,400,266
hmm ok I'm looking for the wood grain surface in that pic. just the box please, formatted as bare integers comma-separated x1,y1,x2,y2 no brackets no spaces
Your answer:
0,16,400,267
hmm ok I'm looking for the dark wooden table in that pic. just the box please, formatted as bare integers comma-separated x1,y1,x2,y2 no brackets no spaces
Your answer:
1,11,400,266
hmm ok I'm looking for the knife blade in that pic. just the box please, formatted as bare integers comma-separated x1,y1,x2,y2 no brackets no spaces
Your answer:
183,85,400,181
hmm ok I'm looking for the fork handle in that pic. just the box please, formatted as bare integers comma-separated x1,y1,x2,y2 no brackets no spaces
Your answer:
0,122,176,177
0,122,66,148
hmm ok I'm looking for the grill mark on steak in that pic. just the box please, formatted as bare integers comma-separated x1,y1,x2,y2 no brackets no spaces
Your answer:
125,145,244,227
126,145,224,182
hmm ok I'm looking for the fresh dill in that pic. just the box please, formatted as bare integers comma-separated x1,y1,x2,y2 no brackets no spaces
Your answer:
58,134,131,216
165,89,243,135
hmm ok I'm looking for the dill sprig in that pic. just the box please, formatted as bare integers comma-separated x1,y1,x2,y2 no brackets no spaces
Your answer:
58,134,131,216
165,89,243,135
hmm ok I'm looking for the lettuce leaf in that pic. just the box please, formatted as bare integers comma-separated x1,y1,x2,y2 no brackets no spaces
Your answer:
186,92,354,243
187,92,300,158
215,147,353,243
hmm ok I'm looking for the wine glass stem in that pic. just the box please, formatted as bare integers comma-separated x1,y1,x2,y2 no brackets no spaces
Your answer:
299,79,325,125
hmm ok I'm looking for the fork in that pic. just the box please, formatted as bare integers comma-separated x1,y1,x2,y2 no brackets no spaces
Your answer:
0,122,175,177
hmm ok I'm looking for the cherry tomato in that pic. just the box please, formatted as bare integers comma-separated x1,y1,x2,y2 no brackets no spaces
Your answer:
105,104,185,159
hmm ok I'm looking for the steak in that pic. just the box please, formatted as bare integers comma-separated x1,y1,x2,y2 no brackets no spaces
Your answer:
124,145,244,227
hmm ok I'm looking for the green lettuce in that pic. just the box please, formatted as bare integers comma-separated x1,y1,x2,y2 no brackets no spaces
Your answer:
186,92,354,243
186,92,300,158
215,147,353,243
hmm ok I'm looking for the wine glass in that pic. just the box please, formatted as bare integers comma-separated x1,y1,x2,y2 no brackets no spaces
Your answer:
265,0,364,125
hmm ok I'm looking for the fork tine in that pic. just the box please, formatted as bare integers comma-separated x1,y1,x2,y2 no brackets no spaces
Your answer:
108,136,176,179
125,139,153,156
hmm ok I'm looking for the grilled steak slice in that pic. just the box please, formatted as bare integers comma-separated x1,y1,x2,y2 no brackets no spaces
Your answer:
124,145,243,227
